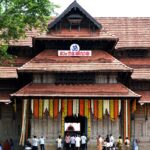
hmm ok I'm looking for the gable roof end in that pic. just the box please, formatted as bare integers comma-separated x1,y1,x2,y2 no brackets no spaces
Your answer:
48,0,102,29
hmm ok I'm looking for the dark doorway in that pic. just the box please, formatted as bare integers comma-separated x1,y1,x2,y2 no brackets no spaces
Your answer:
64,115,87,136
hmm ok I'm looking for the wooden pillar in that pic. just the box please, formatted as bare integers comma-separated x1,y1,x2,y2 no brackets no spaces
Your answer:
123,100,131,140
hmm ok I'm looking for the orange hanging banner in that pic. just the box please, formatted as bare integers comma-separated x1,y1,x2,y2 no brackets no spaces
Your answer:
67,99,73,116
34,99,39,118
80,99,85,116
54,99,59,118
114,100,118,120
94,100,98,119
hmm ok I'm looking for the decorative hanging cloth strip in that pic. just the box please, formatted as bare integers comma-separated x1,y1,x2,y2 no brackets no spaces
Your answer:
76,99,79,116
88,104,91,137
118,100,121,114
67,99,73,116
114,100,119,120
39,99,43,118
59,99,61,112
110,100,114,120
64,99,68,117
49,99,53,118
103,100,109,115
73,99,77,115
80,99,85,116
54,99,59,118
61,100,65,136
31,99,34,114
98,100,103,119
43,99,49,114
91,99,94,114
34,99,39,118
94,100,98,119
85,99,89,118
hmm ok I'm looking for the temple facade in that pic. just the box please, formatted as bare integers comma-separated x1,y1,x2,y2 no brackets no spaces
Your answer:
0,1,150,146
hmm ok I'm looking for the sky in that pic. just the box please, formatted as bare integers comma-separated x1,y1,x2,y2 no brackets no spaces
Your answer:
51,0,150,17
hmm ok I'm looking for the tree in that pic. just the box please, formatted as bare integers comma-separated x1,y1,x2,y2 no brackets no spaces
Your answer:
0,0,57,59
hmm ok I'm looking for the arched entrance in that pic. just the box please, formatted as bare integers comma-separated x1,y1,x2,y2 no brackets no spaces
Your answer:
64,115,87,136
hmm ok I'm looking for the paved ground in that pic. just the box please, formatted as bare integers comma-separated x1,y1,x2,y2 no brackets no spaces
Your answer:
18,142,150,150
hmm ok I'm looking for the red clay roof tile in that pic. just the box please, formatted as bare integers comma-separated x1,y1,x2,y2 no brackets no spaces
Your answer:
18,50,132,72
11,83,140,98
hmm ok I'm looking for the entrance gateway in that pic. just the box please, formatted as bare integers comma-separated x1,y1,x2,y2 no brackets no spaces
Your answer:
64,116,87,136
9,0,141,146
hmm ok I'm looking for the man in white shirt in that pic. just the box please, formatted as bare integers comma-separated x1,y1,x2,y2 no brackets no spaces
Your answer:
70,135,76,150
39,136,45,150
32,136,39,150
81,134,87,150
75,135,81,150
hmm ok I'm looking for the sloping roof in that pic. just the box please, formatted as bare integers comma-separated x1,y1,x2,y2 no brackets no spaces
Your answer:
119,58,150,68
18,50,132,72
48,1,102,29
0,67,18,79
97,17,150,49
131,68,150,80
137,91,150,104
9,17,150,48
11,83,140,98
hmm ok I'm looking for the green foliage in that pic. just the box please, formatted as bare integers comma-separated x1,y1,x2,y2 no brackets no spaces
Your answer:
0,0,57,59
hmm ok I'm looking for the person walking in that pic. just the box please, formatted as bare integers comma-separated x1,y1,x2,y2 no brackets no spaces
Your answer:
65,133,70,150
132,139,138,150
75,135,81,150
39,136,45,150
70,135,76,150
117,136,123,150
124,137,130,150
10,139,14,150
81,134,87,150
32,136,39,150
0,143,3,150
110,134,114,149
56,135,62,150
97,135,103,150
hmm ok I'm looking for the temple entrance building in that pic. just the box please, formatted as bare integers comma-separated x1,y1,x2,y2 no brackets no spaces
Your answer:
0,1,150,146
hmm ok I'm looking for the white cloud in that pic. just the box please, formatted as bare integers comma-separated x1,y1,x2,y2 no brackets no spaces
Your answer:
51,0,150,17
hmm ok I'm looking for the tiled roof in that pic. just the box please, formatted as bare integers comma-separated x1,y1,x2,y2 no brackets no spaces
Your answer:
0,67,18,79
18,50,132,72
119,58,150,68
97,17,150,48
137,91,150,104
11,83,140,98
9,17,150,49
131,68,150,80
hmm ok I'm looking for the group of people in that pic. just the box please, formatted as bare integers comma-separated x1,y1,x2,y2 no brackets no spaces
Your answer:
0,139,14,150
97,134,132,150
56,133,87,150
25,136,46,150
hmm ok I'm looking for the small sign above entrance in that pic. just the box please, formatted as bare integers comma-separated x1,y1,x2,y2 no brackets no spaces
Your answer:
58,44,92,56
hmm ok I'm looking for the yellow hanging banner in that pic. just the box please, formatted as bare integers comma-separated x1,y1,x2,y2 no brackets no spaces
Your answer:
64,99,67,117
39,99,43,118
61,100,65,136
98,100,103,119
88,100,91,138
85,100,89,118
49,99,53,118
110,100,114,120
